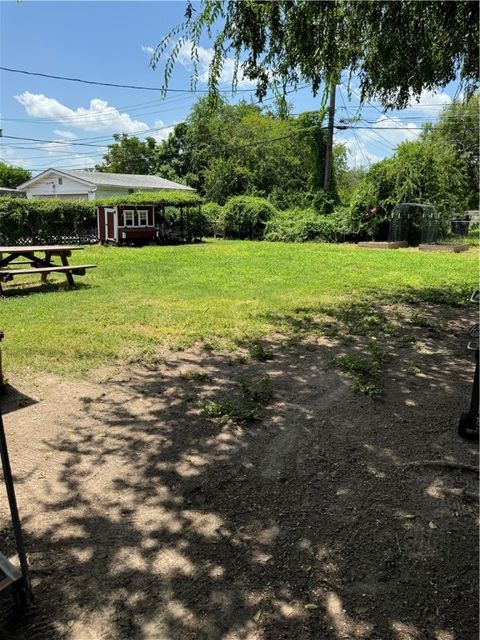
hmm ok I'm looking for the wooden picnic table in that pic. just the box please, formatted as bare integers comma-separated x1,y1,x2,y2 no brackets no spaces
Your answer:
0,245,97,293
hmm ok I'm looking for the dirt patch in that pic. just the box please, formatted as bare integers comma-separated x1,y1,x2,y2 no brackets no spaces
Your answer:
0,304,478,640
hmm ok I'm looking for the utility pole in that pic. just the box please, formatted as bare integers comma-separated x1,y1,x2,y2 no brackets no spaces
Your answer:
323,83,336,192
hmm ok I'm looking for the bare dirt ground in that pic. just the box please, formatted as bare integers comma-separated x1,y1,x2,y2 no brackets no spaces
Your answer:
0,303,478,640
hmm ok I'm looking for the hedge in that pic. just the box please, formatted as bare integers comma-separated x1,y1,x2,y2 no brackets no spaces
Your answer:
0,191,205,245
0,196,97,244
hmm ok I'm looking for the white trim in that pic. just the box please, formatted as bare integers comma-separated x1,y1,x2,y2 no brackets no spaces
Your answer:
137,209,149,227
119,208,151,228
104,207,117,241
123,209,135,227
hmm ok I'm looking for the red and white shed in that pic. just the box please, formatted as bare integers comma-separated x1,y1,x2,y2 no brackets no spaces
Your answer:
97,204,157,244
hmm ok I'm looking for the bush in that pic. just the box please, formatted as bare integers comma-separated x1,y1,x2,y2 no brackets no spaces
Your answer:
268,189,336,214
264,208,350,243
223,196,277,239
0,196,97,244
202,202,224,235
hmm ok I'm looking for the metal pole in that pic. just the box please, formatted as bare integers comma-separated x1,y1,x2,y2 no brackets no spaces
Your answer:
0,407,32,595
323,84,336,192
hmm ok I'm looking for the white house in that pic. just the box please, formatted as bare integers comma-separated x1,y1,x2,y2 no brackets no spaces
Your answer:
17,168,195,200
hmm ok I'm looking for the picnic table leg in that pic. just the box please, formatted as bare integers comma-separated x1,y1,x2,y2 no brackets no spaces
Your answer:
60,253,75,288
41,252,52,284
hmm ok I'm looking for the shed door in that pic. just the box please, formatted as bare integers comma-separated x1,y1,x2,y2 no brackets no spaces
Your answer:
105,208,117,241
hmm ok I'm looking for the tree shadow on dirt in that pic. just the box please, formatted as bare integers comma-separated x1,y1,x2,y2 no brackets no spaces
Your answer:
0,291,478,640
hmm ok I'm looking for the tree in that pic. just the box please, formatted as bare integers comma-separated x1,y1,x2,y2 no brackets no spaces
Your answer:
0,162,31,189
350,139,469,238
96,134,158,174
153,1,478,109
155,96,334,207
422,94,479,208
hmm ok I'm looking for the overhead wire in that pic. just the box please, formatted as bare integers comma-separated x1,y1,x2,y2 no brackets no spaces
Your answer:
0,65,256,92
338,86,372,165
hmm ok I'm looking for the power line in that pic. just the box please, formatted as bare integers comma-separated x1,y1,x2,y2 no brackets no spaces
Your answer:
346,85,422,138
339,86,371,166
0,65,256,93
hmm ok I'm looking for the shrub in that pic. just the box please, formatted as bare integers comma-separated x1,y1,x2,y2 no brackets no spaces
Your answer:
0,196,97,244
264,208,350,243
202,202,224,235
223,196,277,239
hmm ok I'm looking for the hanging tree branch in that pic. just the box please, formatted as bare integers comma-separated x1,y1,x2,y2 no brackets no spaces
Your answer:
151,0,479,109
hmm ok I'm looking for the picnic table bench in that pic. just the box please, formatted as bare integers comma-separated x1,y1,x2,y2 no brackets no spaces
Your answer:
0,245,96,294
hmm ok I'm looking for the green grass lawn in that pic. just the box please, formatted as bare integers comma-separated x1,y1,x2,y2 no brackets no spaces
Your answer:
0,241,477,376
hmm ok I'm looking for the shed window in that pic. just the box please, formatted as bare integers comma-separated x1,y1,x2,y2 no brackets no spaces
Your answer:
138,210,148,226
58,177,63,185
124,210,135,226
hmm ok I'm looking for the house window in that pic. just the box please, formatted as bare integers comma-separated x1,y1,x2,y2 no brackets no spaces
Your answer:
138,210,148,226
58,177,63,185
124,210,135,226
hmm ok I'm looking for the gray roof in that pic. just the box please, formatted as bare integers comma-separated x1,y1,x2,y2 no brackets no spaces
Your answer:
69,170,195,191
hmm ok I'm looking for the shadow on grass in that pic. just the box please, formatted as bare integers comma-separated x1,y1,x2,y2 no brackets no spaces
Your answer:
0,281,94,298
0,286,478,639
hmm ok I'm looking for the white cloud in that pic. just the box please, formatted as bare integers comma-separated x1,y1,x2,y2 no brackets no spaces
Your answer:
141,45,155,55
56,154,98,169
175,40,257,88
354,116,420,149
0,145,34,169
369,116,420,145
52,130,78,140
148,119,175,143
408,89,452,115
15,92,150,133
342,136,381,167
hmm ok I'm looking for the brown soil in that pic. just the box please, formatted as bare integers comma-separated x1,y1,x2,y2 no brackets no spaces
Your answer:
0,304,478,640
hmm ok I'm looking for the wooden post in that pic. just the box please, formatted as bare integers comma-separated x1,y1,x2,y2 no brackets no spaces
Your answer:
323,84,336,192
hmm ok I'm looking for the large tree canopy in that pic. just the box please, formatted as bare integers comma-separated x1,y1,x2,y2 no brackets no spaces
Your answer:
156,96,338,207
96,134,158,174
153,0,479,109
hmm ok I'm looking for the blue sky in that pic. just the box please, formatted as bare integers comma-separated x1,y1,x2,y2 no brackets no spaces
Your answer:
1,1,458,175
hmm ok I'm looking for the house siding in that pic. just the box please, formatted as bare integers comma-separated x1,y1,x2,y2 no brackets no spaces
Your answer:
24,172,95,200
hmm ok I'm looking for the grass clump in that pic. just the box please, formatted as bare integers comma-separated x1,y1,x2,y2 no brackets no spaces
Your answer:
197,399,257,423
238,375,273,404
338,342,387,399
245,340,274,362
